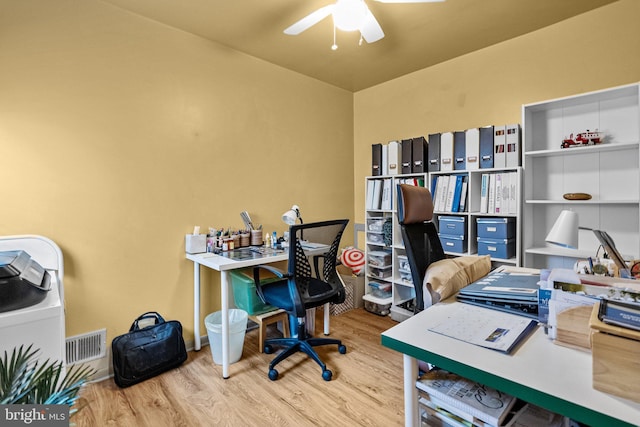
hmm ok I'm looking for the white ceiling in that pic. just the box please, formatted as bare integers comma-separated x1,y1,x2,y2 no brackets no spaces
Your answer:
100,0,618,92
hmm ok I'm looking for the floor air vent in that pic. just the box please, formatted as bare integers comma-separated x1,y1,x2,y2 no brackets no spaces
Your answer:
66,329,107,364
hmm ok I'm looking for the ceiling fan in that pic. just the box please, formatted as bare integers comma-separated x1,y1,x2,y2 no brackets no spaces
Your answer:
284,0,444,48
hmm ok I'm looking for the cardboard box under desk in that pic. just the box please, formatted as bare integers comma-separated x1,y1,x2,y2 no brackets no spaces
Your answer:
590,302,640,403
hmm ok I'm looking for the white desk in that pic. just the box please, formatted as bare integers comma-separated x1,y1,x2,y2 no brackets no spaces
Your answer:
381,300,640,427
187,246,332,379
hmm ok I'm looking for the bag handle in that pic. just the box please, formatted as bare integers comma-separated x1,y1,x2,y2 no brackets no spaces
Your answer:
130,311,165,331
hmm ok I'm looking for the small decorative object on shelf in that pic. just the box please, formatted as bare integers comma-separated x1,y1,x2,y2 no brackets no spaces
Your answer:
563,192,592,200
561,129,603,148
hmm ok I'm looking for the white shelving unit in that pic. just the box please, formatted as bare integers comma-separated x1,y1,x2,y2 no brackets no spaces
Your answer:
430,168,523,268
522,83,640,270
365,167,523,322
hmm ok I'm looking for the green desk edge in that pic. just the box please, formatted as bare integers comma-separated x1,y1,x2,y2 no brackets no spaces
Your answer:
381,334,635,427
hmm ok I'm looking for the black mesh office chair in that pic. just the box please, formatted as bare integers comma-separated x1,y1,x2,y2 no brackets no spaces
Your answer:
396,184,446,313
253,219,349,381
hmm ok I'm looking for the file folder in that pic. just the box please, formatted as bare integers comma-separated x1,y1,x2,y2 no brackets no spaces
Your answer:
465,128,480,170
479,126,494,169
411,136,428,173
387,140,400,175
453,131,466,170
372,143,382,176
506,124,521,167
428,133,441,172
401,139,413,174
381,144,388,175
494,125,506,168
440,132,454,172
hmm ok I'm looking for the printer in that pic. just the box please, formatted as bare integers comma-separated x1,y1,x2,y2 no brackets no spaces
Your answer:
0,250,51,312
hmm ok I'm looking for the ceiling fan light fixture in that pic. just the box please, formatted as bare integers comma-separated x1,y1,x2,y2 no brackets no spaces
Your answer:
332,0,368,32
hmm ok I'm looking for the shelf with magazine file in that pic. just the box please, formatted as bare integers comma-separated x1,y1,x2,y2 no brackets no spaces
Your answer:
364,173,428,320
522,83,640,270
429,167,523,268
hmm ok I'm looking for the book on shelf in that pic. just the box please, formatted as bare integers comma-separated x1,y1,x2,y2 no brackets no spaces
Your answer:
416,369,517,427
381,179,392,210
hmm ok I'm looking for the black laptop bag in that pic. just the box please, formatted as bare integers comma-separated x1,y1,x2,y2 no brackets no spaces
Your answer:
112,311,187,388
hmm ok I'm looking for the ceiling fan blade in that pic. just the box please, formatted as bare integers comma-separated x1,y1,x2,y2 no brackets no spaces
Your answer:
374,0,445,3
284,4,334,35
360,9,384,43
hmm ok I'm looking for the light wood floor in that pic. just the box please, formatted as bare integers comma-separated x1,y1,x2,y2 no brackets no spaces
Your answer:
73,308,405,427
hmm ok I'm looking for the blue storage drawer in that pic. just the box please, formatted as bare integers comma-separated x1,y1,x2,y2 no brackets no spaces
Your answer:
439,234,467,254
477,237,515,259
477,217,516,239
438,216,466,236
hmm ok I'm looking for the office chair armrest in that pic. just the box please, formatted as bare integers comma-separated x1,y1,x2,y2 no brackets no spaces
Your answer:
252,265,291,304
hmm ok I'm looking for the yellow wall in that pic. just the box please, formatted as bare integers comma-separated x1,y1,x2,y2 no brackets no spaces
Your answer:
2,0,639,347
0,0,354,342
354,0,640,225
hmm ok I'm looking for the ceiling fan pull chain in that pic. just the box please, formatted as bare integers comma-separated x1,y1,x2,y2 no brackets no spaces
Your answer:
332,24,338,50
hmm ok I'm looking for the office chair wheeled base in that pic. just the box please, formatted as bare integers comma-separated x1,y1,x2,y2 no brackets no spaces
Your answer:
264,336,347,381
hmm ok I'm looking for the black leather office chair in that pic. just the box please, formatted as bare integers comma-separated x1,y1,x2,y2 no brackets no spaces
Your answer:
396,184,446,313
253,219,349,381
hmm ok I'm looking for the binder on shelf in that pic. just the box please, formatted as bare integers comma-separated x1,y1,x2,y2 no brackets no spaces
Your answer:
506,124,521,167
440,132,454,172
488,173,496,214
430,175,438,202
435,175,450,212
428,133,441,172
501,172,510,214
372,143,382,176
411,136,428,173
465,128,479,170
366,180,375,210
458,177,468,212
494,125,506,168
387,140,400,175
479,126,494,169
444,176,458,212
450,175,464,213
480,173,489,213
381,179,392,210
372,179,383,209
494,172,503,214
508,171,518,214
453,131,466,170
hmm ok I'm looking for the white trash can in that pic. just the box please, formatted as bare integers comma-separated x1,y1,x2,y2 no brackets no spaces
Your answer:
205,309,248,365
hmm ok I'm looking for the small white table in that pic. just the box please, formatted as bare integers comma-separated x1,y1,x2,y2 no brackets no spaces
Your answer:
187,246,331,378
381,300,640,427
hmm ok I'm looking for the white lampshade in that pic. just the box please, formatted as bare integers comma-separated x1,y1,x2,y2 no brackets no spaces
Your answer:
282,205,301,225
545,210,579,249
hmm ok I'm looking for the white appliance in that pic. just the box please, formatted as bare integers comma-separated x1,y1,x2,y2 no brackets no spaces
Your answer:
0,235,65,373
